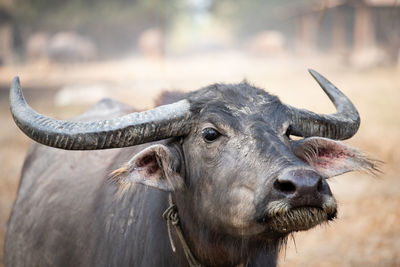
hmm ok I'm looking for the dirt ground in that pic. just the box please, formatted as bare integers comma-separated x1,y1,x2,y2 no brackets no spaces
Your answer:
0,53,399,266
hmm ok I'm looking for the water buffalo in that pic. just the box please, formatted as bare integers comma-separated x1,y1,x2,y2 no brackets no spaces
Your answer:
5,70,377,267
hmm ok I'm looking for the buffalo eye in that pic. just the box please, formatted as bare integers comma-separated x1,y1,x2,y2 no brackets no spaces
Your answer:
201,127,221,143
285,125,292,139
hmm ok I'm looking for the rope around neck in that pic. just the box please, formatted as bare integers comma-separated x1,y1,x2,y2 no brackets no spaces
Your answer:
162,194,249,267
162,194,203,267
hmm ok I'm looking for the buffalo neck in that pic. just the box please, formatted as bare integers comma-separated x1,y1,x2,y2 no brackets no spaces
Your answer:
173,193,279,267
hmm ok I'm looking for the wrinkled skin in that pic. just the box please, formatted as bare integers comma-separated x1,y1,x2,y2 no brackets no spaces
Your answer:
183,85,299,236
5,82,376,267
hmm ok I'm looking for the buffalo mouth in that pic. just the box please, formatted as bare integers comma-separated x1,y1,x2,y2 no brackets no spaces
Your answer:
266,207,335,233
258,198,337,234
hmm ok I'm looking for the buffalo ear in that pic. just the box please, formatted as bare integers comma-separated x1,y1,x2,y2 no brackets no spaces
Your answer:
291,137,380,178
110,144,183,192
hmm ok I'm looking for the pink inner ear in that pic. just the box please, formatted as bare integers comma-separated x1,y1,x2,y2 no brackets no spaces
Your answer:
317,148,348,159
134,153,160,178
112,144,179,192
313,147,355,168
293,137,374,178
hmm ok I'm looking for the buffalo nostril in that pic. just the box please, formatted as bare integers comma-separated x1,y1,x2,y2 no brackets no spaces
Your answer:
274,170,327,197
317,178,323,193
274,180,296,194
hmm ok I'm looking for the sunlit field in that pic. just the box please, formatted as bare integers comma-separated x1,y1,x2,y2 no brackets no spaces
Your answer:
0,52,399,266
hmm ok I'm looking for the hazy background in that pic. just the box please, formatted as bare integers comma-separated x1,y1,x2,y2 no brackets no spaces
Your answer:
0,0,399,266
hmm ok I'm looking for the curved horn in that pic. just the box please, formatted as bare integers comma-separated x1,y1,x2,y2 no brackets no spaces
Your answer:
286,69,360,140
10,77,192,150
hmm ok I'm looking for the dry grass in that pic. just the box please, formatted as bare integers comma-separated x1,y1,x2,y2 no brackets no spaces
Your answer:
0,52,399,266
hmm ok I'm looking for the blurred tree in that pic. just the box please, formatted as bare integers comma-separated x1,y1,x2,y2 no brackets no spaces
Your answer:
12,0,186,57
10,0,317,57
210,0,307,40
